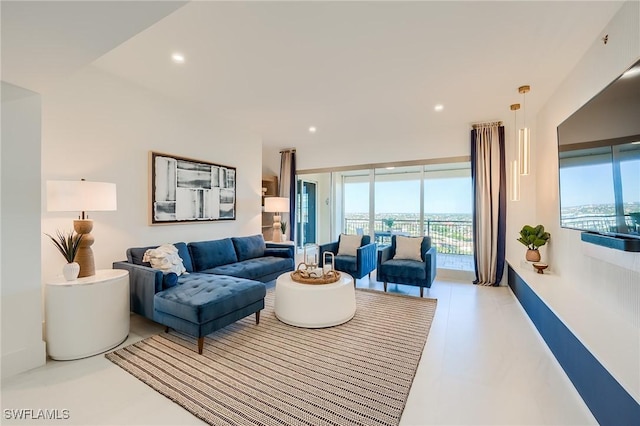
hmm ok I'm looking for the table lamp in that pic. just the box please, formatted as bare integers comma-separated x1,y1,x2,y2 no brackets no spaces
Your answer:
264,197,289,243
47,179,117,277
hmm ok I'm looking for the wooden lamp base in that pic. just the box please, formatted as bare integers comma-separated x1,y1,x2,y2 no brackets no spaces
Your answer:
271,214,283,242
74,219,95,277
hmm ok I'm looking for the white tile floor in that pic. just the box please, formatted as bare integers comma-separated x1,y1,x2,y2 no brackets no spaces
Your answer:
1,275,596,425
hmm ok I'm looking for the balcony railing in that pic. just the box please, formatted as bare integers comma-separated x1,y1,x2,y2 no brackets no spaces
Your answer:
344,218,473,255
561,214,639,234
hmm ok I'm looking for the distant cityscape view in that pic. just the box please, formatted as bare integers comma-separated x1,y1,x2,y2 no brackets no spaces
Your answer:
342,172,474,255
560,202,640,233
344,212,473,255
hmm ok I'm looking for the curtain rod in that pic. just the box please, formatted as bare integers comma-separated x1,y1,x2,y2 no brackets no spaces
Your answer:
471,121,503,129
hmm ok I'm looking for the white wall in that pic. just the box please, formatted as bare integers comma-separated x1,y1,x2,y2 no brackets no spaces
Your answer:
262,145,280,178
508,1,640,403
293,126,470,171
1,82,47,378
41,65,263,292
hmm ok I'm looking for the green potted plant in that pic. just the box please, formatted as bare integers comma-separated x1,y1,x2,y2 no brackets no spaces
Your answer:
517,224,550,262
383,218,395,231
45,229,83,280
280,221,288,241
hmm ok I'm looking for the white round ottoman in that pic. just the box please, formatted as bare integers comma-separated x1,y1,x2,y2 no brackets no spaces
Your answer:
274,272,356,328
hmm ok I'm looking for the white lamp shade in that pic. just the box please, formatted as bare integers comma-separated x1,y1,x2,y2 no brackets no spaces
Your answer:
47,180,117,212
264,196,289,213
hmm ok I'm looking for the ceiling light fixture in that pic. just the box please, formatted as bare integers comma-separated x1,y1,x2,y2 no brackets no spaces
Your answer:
308,126,317,133
434,104,444,112
509,104,521,201
518,85,531,176
171,53,185,64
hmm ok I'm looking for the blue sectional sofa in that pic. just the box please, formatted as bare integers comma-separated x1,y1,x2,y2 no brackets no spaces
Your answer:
113,235,294,353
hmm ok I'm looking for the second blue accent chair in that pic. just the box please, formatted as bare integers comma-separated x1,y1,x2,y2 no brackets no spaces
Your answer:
377,235,437,297
319,235,377,284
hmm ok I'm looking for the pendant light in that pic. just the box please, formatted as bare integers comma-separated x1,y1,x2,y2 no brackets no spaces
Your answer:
518,85,531,175
510,104,521,201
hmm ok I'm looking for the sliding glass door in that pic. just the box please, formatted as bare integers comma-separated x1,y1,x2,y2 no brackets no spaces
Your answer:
296,160,473,270
342,171,371,236
373,166,422,244
296,179,317,247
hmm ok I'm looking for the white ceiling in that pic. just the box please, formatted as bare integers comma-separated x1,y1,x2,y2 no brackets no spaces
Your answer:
2,1,626,150
1,1,186,94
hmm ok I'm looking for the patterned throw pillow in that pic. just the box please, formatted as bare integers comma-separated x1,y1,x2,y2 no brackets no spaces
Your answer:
393,236,423,262
143,244,187,275
337,234,362,256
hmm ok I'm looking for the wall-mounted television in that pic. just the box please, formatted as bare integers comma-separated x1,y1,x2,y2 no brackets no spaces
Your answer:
557,58,640,250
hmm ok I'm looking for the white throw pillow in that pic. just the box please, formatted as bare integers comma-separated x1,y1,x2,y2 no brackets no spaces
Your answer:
393,236,423,262
337,234,362,256
143,244,187,275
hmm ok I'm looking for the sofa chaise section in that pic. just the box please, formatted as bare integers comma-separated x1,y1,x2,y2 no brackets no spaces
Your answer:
154,274,266,354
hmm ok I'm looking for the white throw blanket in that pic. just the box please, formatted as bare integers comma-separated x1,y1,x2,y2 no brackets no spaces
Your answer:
143,244,187,275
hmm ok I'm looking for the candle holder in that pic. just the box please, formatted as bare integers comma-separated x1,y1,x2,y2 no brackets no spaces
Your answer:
291,246,341,285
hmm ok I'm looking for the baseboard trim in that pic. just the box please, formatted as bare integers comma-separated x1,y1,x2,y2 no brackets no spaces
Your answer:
507,265,640,425
1,340,46,379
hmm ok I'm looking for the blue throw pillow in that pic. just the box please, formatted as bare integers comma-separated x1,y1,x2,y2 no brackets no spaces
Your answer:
162,272,179,289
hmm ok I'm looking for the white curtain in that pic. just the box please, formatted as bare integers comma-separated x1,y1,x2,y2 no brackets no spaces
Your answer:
279,149,296,241
471,122,506,286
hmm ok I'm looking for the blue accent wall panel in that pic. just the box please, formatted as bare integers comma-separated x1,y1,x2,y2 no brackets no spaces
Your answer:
507,266,640,426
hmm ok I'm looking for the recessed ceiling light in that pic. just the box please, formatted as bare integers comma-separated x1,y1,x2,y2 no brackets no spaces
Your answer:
434,104,444,112
308,126,317,133
386,167,395,170
171,53,185,64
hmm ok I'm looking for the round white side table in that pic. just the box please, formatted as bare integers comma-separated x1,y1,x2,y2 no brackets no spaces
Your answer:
45,269,130,360
274,272,356,328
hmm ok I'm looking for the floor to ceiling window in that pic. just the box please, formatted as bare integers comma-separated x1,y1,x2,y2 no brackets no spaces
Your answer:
298,159,473,271
423,163,473,270
342,170,371,235
374,166,422,244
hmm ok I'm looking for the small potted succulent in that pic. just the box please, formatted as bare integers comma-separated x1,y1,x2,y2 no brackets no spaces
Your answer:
517,224,550,262
45,229,83,280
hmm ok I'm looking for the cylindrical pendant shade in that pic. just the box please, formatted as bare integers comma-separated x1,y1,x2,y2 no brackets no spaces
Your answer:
518,128,530,175
510,160,520,201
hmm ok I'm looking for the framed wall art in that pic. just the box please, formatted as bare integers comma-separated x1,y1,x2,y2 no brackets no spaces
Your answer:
150,151,236,224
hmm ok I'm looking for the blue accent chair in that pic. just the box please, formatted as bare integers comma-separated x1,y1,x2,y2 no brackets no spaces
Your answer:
377,235,437,297
318,235,377,284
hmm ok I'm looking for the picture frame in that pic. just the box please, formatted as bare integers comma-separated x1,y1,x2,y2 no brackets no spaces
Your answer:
150,151,236,224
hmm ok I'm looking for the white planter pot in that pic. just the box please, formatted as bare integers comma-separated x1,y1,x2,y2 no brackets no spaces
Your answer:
63,262,80,281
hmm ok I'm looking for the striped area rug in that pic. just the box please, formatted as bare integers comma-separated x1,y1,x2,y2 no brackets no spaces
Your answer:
106,289,436,426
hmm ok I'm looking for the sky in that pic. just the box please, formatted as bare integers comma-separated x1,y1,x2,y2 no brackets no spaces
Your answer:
344,177,472,214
